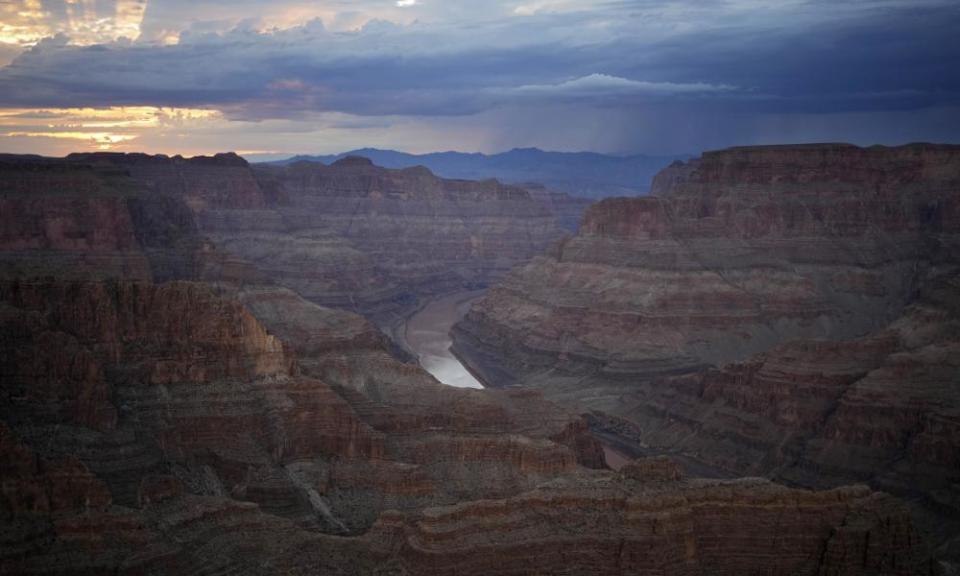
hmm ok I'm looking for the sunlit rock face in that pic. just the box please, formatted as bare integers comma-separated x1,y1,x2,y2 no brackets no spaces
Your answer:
451,142,960,555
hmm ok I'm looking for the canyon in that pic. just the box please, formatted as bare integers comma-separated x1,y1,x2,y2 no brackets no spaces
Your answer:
0,278,936,575
452,143,960,562
0,147,949,574
65,152,583,329
274,147,685,198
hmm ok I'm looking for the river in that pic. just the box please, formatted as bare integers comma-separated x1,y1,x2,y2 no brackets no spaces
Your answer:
401,290,486,388
400,291,640,471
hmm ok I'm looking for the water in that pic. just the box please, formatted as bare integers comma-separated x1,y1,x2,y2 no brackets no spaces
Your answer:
404,292,634,471
403,290,485,388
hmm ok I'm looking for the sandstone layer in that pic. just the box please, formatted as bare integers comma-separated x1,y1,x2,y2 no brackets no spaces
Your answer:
3,152,586,330
0,280,932,576
245,158,579,326
0,158,203,283
1,278,929,575
0,148,940,574
452,143,960,558
49,153,583,328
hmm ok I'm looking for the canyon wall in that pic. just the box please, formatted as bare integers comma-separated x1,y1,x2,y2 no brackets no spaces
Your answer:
0,149,942,574
242,158,580,325
452,143,960,556
0,279,935,575
0,158,203,283
6,151,585,328
51,152,585,327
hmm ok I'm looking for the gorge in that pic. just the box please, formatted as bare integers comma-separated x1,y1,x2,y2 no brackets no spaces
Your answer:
451,142,960,564
2,0,957,572
0,145,953,574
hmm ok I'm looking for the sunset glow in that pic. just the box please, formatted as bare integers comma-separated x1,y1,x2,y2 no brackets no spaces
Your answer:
0,106,222,151
0,0,146,49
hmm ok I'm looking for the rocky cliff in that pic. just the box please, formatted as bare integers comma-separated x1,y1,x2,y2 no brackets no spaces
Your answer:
457,143,960,380
238,158,577,326
452,143,960,559
3,152,585,329
362,471,930,576
0,147,942,574
0,158,203,282
0,280,935,574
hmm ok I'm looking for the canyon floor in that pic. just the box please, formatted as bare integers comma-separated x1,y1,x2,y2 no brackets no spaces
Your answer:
398,289,486,389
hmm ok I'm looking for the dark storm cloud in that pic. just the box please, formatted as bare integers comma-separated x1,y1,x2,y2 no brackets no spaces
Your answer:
615,2,960,114
1,0,956,120
0,0,958,154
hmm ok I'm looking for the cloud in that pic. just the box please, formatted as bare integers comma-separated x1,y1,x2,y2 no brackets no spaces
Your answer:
3,2,955,118
0,0,958,155
509,73,736,98
0,106,221,152
0,0,148,49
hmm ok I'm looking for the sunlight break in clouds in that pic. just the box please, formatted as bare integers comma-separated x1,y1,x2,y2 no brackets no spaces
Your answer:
0,106,221,151
3,131,138,148
0,0,147,50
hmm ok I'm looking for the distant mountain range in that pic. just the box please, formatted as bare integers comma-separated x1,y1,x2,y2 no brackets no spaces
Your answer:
262,148,689,198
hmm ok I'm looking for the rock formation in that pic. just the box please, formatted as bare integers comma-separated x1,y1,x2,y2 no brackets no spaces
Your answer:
0,148,941,574
452,143,960,560
2,277,928,574
241,158,577,326
3,152,586,329
0,158,202,282
39,153,584,329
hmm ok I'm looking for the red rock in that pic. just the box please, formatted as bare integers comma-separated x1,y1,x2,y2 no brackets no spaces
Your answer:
0,148,944,574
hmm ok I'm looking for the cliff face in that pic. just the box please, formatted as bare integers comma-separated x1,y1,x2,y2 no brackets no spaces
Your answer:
457,143,959,379
452,143,960,552
0,146,940,573
0,280,628,571
228,158,576,325
363,473,930,576
67,152,266,212
0,157,210,285
3,153,585,328
455,143,959,372
0,288,935,575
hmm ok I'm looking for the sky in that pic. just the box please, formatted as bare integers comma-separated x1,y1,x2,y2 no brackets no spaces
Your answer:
0,0,957,158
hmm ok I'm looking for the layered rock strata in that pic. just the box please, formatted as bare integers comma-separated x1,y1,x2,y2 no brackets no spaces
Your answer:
451,143,960,557
3,152,586,329
0,147,941,574
0,279,606,529
359,468,931,576
457,144,960,382
241,158,576,325
0,279,935,574
0,158,202,282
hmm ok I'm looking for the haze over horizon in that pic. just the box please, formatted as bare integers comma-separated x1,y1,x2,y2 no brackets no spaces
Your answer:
0,0,958,157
